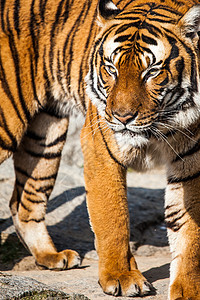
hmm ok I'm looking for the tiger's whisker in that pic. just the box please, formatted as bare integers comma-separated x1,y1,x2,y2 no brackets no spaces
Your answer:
151,126,185,162
155,121,196,143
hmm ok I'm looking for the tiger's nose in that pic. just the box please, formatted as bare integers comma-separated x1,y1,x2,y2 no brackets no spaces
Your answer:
113,112,138,124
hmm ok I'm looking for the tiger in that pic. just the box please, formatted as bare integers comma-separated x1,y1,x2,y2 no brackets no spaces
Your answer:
0,0,200,298
82,0,200,299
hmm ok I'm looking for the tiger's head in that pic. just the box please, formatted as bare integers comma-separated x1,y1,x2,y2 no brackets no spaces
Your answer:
86,0,200,148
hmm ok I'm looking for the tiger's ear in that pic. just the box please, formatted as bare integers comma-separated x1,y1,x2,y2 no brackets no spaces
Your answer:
178,5,200,42
98,0,121,24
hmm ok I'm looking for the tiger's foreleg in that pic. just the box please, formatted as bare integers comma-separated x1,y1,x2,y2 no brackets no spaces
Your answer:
9,111,81,270
81,103,153,297
165,177,200,299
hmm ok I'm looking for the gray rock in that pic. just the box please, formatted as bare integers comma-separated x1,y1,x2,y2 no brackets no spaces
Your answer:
0,272,90,300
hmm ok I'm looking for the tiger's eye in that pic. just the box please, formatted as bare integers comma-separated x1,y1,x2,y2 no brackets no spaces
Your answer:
143,68,160,82
105,64,117,77
149,68,159,76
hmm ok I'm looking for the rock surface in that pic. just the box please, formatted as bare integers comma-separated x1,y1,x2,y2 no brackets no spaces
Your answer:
0,115,170,299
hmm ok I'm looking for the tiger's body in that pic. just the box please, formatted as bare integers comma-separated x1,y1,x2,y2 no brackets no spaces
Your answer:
0,0,100,271
0,0,200,298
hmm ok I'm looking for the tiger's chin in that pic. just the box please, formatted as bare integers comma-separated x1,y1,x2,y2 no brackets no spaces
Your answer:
114,129,150,150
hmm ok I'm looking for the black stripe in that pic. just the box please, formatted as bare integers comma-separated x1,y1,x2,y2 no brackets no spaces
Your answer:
56,49,66,95
157,4,183,16
43,48,52,100
150,10,174,19
173,138,200,162
39,0,48,23
30,0,39,72
114,34,132,43
123,1,142,10
115,22,140,35
0,110,17,151
22,217,45,223
165,209,181,220
27,130,45,141
23,189,36,196
30,52,44,109
165,204,176,210
164,35,179,69
168,170,200,184
24,149,62,159
77,10,97,111
16,178,24,188
165,220,186,232
1,0,6,33
39,131,67,147
164,27,198,92
150,17,176,24
166,211,186,223
16,186,21,209
17,178,53,195
138,44,156,63
142,20,163,35
165,210,186,232
145,25,159,38
62,2,90,66
89,25,119,100
25,197,46,204
7,15,31,122
0,48,25,125
20,201,32,212
43,107,64,119
14,0,20,37
0,136,14,151
97,113,126,169
15,166,57,181
49,0,66,78
35,185,54,193
66,3,90,92
63,0,70,24
141,34,157,45
165,87,185,109
122,10,148,15
158,75,169,86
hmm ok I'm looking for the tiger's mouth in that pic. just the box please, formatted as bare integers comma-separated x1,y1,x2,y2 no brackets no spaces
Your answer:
105,115,172,148
105,117,154,148
105,113,155,141
119,128,152,139
113,127,152,148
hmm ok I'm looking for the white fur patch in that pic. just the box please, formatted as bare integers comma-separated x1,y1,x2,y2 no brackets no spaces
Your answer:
50,82,84,117
105,1,118,11
181,5,200,32
115,131,149,150
85,71,106,117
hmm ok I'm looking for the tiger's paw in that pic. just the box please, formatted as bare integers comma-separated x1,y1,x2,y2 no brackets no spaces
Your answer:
99,270,154,297
35,249,81,270
170,277,200,300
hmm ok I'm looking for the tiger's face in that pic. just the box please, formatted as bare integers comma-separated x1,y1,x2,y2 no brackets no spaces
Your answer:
86,2,200,148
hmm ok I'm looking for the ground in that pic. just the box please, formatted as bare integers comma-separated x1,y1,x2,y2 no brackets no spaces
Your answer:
0,115,170,299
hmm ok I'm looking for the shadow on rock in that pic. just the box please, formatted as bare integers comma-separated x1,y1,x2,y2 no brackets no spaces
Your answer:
46,186,167,258
143,263,170,283
128,187,168,250
1,185,168,271
47,186,95,258
0,234,29,270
